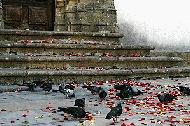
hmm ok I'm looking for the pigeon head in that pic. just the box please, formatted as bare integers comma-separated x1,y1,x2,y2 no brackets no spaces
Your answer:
178,86,185,90
116,102,123,108
117,102,122,106
157,94,161,97
157,91,164,96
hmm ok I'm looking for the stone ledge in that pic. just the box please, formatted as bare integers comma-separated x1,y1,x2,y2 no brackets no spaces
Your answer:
64,8,117,12
0,68,132,76
0,29,123,38
0,55,183,62
0,42,155,50
131,68,184,74
0,67,189,77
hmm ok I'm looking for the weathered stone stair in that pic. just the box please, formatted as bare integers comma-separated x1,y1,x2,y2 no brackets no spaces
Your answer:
0,55,182,69
0,30,189,84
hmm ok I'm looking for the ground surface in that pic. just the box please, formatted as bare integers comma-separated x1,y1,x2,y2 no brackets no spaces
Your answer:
0,78,190,126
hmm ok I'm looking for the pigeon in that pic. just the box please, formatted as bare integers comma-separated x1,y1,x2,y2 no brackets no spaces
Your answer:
116,86,143,99
116,89,132,99
58,83,76,92
131,87,143,96
99,90,107,101
59,84,65,94
23,80,47,92
28,84,35,91
23,81,40,92
105,103,122,122
65,84,75,90
157,93,177,103
74,98,85,108
57,107,86,118
58,84,75,98
82,85,102,94
178,86,190,95
65,89,75,98
24,82,35,92
41,81,53,93
33,80,45,87
114,84,130,90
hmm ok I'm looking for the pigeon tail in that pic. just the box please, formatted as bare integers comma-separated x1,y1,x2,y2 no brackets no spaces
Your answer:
57,107,67,112
105,114,112,119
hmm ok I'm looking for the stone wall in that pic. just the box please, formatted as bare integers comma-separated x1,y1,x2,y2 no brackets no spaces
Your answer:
55,0,118,33
0,0,3,29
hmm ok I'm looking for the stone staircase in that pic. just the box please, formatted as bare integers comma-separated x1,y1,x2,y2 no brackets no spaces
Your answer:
0,30,189,84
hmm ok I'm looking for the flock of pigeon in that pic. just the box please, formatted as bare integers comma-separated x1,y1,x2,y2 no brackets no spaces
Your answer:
21,78,190,125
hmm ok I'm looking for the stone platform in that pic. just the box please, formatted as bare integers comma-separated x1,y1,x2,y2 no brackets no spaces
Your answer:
0,30,188,84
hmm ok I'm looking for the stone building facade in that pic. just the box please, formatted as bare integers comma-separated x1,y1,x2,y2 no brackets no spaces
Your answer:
0,0,118,33
0,0,3,29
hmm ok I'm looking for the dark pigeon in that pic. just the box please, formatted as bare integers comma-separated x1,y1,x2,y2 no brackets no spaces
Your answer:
114,84,131,90
116,90,132,99
131,87,143,96
74,98,85,108
99,90,107,101
58,84,75,98
41,80,53,93
59,84,75,93
105,103,122,122
65,84,75,90
24,81,39,92
59,84,65,94
33,80,45,87
116,86,143,99
157,93,177,103
65,89,75,98
82,85,102,94
57,107,86,118
178,86,190,95
25,82,35,92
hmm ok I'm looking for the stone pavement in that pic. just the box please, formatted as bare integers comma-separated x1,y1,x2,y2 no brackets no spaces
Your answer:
0,78,190,126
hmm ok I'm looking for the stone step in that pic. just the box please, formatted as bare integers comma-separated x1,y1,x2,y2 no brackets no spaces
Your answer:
0,55,183,69
0,40,154,57
0,67,189,84
0,29,123,43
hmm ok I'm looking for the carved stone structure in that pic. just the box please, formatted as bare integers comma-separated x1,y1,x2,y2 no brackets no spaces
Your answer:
0,0,188,85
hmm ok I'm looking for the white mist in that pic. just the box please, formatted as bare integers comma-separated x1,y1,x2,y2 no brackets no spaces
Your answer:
115,0,190,50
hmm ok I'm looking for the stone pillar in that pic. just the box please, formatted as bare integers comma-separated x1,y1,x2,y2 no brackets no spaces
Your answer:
73,0,118,33
55,0,118,33
54,0,65,31
0,0,4,29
